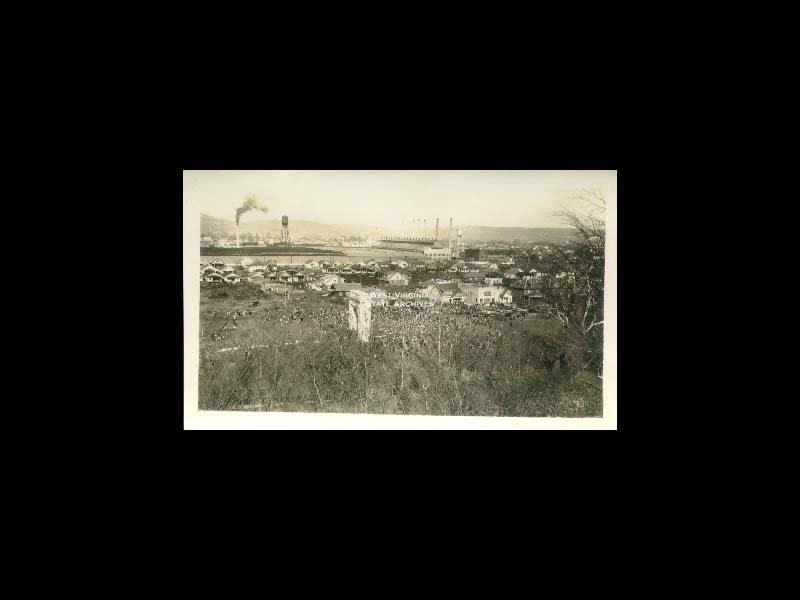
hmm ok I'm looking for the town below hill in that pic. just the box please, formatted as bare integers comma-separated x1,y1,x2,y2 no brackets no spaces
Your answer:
200,246,586,310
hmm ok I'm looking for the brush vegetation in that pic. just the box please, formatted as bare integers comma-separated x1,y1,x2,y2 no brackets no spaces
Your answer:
199,285,601,417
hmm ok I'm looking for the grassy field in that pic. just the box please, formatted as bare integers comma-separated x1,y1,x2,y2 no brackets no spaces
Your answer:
198,282,602,417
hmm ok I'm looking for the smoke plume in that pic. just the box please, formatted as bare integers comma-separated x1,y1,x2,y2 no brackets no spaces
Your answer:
236,194,269,226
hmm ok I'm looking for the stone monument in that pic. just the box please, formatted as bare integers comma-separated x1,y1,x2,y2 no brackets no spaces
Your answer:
348,290,372,342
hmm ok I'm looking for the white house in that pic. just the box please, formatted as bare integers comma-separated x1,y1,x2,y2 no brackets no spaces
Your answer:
386,272,409,286
224,274,241,284
318,273,345,288
422,283,463,305
461,284,506,306
397,260,409,269
283,270,306,284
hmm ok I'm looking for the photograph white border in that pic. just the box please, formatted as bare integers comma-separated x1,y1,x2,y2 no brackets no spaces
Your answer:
183,171,617,430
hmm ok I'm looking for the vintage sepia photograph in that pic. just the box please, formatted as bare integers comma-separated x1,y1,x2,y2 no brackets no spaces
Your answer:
183,170,617,429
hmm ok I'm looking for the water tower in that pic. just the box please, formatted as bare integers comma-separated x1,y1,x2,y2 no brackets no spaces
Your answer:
281,215,290,245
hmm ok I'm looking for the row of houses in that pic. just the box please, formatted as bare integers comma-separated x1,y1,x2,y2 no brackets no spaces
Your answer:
202,262,571,290
202,256,577,304
316,280,514,306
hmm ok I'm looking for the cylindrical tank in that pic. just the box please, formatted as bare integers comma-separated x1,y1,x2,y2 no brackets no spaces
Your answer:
282,215,289,226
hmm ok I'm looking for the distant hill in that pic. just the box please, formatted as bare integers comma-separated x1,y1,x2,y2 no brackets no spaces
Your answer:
201,214,574,244
457,226,575,244
201,215,375,239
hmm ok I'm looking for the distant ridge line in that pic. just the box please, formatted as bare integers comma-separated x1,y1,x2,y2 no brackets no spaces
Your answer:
200,214,574,244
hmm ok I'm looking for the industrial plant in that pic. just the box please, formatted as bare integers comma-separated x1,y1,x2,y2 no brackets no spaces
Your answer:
379,216,464,259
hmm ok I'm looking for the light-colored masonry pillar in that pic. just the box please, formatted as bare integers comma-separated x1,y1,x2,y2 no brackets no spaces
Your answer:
348,290,372,342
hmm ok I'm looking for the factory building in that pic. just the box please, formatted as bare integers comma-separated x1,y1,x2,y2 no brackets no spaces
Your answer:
424,243,452,259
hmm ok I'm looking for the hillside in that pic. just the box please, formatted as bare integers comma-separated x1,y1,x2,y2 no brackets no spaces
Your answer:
201,215,373,239
457,226,575,244
201,215,574,244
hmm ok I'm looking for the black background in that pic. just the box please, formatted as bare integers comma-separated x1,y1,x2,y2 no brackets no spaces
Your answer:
90,103,668,460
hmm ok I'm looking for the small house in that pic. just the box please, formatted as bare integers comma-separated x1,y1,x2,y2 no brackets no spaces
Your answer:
484,272,504,285
386,272,409,286
461,284,504,306
328,282,364,298
318,273,345,288
421,283,463,305
284,270,306,284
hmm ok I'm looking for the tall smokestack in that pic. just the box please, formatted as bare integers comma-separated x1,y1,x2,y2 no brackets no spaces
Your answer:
235,194,269,248
435,218,439,240
449,218,452,254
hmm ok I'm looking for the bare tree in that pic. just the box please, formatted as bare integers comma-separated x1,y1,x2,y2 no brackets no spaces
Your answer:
540,189,606,377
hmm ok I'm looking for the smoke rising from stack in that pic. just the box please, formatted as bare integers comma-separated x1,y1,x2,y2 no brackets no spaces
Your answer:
236,194,269,226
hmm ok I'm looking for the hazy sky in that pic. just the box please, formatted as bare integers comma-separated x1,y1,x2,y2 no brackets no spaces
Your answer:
183,170,616,229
